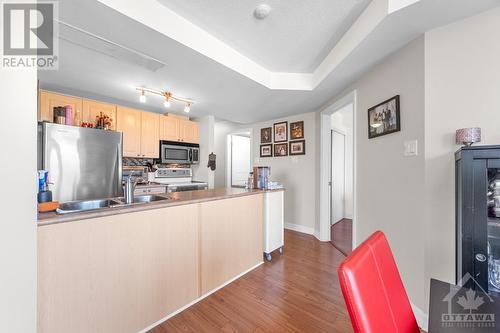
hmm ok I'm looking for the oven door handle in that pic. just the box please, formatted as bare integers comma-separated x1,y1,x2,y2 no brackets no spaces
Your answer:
189,149,193,163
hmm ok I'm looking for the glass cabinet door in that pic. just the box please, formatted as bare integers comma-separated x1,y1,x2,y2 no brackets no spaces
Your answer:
488,166,500,294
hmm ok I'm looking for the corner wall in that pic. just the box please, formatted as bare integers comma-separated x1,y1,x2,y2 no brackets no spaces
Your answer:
424,5,500,304
331,36,427,311
0,69,37,331
251,112,319,234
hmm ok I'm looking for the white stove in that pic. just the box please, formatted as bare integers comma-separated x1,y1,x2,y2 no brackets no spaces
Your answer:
154,167,208,192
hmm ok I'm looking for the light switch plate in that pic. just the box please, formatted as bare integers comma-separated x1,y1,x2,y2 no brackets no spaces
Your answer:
404,140,418,157
291,156,299,164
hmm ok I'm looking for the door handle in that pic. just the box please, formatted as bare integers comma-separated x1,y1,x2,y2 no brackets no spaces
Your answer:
475,253,487,262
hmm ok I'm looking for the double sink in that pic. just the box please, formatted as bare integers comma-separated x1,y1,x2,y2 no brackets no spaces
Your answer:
56,195,170,214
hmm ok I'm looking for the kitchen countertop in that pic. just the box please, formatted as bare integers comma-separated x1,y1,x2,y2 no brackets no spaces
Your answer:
38,187,284,226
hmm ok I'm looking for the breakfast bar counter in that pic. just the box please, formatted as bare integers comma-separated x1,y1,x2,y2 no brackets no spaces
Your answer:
38,188,284,225
37,188,284,333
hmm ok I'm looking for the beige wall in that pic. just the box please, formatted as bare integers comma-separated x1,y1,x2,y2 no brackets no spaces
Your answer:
333,36,427,310
0,70,37,329
424,6,500,301
252,112,319,234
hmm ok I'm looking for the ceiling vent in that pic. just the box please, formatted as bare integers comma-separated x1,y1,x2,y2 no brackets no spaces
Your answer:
57,20,167,72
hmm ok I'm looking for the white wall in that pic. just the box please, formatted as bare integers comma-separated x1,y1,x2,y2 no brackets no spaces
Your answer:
331,36,427,311
252,112,318,234
192,115,215,188
0,70,37,330
213,120,248,188
331,104,354,219
424,6,500,302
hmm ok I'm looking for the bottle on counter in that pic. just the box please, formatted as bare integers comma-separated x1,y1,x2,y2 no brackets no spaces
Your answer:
64,105,73,126
53,107,66,124
246,172,254,189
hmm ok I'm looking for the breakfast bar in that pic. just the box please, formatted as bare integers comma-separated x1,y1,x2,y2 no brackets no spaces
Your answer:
37,189,283,333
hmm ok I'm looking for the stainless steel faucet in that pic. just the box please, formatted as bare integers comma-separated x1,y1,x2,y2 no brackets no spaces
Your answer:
124,173,139,204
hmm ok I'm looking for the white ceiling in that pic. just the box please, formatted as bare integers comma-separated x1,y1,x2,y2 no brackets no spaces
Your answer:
156,0,371,73
38,0,500,124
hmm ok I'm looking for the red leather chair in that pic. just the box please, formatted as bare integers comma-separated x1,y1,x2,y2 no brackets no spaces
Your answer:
338,231,420,333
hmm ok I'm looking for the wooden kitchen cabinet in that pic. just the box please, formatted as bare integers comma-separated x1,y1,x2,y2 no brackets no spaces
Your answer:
116,106,142,157
179,119,199,144
199,194,263,294
82,99,117,130
159,115,180,141
140,112,160,158
38,204,200,333
38,90,82,122
160,116,199,144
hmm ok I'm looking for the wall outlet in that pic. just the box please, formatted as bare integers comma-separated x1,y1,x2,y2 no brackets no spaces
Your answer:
404,140,418,157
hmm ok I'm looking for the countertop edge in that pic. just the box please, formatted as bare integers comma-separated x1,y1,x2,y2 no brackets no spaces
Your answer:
37,188,285,227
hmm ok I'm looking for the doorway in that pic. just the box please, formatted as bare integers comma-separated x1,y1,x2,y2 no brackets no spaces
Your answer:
330,104,354,255
319,91,356,252
331,130,346,225
227,132,251,188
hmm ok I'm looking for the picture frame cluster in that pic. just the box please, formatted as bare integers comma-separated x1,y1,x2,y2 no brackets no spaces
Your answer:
260,120,306,157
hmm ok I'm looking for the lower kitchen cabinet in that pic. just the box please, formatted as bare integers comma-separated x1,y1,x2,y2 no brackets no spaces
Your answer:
38,205,200,333
37,193,264,333
199,194,264,294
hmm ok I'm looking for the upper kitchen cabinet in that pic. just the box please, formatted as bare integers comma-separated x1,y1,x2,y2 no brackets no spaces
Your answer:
39,90,82,122
159,115,180,141
140,112,160,158
82,99,117,130
116,107,142,157
160,115,199,144
179,119,199,144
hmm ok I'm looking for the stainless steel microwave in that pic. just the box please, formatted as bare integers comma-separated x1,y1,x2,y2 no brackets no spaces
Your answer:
160,141,200,164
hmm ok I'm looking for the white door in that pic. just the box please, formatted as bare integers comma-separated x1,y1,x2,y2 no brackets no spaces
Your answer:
331,130,346,225
231,135,251,187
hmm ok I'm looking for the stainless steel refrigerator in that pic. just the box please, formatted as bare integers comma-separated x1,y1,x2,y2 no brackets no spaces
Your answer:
38,122,123,202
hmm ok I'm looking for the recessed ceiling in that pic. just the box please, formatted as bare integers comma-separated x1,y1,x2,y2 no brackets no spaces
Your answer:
38,0,500,124
156,0,372,73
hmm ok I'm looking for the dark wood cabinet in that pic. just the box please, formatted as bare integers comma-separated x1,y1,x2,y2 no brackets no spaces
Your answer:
456,145,500,294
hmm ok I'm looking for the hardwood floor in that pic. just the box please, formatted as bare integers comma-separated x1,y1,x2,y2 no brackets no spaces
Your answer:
149,230,353,333
330,219,352,256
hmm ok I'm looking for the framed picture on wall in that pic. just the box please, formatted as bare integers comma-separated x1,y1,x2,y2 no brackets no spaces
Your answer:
260,127,272,143
260,144,273,157
273,121,288,142
274,143,288,157
290,121,304,140
289,140,306,155
368,95,401,139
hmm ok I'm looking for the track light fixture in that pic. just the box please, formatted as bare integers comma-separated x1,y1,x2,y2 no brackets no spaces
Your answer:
136,87,193,113
139,90,146,103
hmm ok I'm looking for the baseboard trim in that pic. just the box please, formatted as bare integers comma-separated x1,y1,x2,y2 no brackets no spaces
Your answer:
284,223,315,236
411,303,428,332
138,261,264,333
